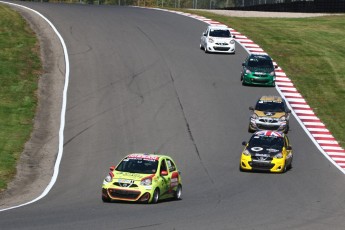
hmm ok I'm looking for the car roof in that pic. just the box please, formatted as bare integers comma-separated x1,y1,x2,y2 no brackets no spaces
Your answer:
125,153,170,160
208,25,229,30
254,130,285,138
249,54,272,60
258,95,284,103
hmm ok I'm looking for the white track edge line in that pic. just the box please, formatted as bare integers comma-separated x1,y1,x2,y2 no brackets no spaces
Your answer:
0,1,69,211
136,6,345,175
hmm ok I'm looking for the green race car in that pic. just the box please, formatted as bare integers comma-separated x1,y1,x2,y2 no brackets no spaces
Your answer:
102,153,182,204
241,54,277,86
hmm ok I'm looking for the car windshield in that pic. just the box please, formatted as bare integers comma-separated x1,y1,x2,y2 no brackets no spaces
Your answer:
247,58,273,69
255,101,285,112
249,135,284,149
116,158,158,174
209,29,231,38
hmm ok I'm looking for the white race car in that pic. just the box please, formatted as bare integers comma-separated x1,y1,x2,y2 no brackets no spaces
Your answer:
200,25,236,54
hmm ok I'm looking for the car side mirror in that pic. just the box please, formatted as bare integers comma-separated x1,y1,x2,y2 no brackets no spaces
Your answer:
109,165,115,171
203,33,207,36
242,63,245,66
274,65,278,69
161,170,168,176
286,146,292,150
242,141,247,146
249,106,254,111
287,109,291,113
233,35,236,38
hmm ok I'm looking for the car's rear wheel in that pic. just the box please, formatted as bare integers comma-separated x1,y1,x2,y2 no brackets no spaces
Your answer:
174,185,182,200
150,188,160,204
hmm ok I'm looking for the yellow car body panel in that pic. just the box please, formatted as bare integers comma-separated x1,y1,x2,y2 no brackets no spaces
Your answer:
240,130,293,173
102,153,182,203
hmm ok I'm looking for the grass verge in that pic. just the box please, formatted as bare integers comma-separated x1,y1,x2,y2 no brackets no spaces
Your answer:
185,10,345,149
0,4,41,191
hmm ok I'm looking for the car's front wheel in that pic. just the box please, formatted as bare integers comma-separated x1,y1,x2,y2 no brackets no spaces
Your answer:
174,185,182,200
150,188,160,204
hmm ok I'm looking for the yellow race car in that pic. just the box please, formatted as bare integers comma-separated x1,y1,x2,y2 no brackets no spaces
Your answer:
240,130,293,173
102,153,182,204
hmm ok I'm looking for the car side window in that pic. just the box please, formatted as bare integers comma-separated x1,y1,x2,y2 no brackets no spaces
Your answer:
160,159,167,173
166,159,176,172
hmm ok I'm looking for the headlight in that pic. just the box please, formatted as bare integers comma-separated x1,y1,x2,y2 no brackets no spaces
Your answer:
208,38,214,43
251,114,258,120
242,149,251,156
104,175,112,183
140,178,152,186
230,40,235,44
270,71,275,76
279,116,286,122
245,69,251,74
274,153,283,159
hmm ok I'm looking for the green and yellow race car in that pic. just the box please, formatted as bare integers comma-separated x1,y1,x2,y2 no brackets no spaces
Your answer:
102,153,182,204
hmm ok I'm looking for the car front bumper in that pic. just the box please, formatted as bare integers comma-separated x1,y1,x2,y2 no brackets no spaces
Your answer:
240,154,286,173
206,43,235,53
243,74,275,86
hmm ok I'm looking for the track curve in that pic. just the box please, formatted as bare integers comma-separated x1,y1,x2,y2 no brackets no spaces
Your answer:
1,3,345,230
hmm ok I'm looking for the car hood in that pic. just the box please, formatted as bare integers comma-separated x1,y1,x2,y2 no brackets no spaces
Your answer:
255,111,286,118
247,67,274,73
211,37,233,42
247,146,282,157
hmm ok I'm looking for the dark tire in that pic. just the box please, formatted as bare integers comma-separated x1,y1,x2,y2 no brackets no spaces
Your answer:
282,162,288,173
102,195,111,203
150,188,160,204
174,185,182,200
248,125,254,133
239,164,244,172
204,46,208,53
199,43,203,50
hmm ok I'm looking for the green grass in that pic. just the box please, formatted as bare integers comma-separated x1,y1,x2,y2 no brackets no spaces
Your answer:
186,10,345,148
0,4,41,191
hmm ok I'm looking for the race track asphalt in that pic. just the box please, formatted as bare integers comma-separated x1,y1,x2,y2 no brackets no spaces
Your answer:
1,3,345,230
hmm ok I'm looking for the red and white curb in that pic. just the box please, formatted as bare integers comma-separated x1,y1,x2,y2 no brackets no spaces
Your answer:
141,7,345,174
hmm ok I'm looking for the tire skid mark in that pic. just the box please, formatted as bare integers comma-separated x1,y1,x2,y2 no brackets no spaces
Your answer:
136,6,345,174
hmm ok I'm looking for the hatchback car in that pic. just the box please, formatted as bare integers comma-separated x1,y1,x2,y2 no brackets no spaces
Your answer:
240,130,293,173
102,153,182,204
241,54,277,86
200,25,236,54
248,95,291,133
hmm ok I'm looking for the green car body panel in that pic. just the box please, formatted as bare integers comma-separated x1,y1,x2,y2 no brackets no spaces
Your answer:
241,54,276,87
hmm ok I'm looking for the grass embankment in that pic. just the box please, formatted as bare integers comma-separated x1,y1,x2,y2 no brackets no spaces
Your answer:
187,10,345,149
0,4,41,191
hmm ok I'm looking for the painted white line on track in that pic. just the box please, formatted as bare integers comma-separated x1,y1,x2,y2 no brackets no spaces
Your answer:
0,1,69,211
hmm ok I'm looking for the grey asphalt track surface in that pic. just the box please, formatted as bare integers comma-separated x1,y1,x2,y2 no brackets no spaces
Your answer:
1,3,345,230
